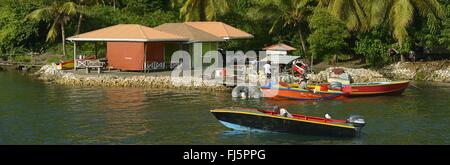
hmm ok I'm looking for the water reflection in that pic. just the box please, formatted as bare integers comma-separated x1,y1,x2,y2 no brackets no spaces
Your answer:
1,71,450,144
99,88,151,143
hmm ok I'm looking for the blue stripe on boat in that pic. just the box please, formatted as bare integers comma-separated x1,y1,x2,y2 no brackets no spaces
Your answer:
218,120,272,133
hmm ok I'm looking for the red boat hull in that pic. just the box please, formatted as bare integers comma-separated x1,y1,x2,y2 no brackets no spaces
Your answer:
347,81,409,96
261,87,346,100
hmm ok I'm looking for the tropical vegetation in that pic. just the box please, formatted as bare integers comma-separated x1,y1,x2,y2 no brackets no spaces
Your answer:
0,0,448,68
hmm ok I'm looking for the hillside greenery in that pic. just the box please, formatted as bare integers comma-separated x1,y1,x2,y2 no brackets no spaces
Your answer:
0,0,448,67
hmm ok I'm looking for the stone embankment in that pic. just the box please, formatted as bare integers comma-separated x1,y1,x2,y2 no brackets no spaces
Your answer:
34,64,228,91
380,61,450,83
307,61,450,83
307,67,391,83
33,61,450,90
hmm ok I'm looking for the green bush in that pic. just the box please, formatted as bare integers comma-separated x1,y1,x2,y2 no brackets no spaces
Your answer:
307,9,350,62
11,55,32,63
46,56,62,63
355,38,391,66
354,27,394,67
0,0,42,54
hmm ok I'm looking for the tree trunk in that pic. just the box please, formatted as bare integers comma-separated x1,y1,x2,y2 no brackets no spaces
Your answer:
298,28,307,56
298,28,310,71
400,54,405,62
199,0,206,21
333,54,338,65
113,0,116,11
61,23,66,56
76,13,83,35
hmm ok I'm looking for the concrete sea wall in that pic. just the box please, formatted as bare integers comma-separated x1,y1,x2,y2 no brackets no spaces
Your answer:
35,64,229,91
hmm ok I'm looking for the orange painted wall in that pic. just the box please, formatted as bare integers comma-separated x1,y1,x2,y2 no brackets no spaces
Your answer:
107,42,144,71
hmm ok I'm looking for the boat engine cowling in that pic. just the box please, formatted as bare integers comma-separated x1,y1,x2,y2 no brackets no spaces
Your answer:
232,85,263,99
347,115,366,128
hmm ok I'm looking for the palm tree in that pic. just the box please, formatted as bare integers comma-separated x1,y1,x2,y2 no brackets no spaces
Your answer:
73,0,98,35
173,0,230,21
318,0,445,48
384,0,444,47
26,1,78,56
317,0,368,32
250,0,313,68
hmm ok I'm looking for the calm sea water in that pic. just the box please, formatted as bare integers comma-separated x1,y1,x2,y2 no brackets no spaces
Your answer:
0,71,449,144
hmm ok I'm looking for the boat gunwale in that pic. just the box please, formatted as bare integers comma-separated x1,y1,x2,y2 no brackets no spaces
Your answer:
271,93,342,100
348,80,410,87
260,86,346,94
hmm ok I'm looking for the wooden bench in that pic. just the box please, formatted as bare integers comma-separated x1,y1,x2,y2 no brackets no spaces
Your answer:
75,59,105,74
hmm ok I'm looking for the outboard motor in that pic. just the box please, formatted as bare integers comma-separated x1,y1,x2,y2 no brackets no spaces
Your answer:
330,81,343,91
232,85,249,98
347,115,366,128
232,85,263,99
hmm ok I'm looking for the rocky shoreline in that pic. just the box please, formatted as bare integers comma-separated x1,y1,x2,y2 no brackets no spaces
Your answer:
307,67,391,83
379,61,450,83
34,64,229,91
307,61,450,83
30,61,450,90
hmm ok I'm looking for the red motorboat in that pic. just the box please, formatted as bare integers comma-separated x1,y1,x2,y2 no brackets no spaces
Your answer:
260,82,350,100
345,81,410,96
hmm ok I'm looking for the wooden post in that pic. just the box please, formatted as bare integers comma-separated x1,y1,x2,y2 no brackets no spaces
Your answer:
94,42,98,59
73,42,77,71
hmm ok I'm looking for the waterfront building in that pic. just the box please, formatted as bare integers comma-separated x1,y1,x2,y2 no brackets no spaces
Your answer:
67,22,253,72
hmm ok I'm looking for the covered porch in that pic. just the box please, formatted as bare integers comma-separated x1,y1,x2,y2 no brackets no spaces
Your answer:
66,24,188,73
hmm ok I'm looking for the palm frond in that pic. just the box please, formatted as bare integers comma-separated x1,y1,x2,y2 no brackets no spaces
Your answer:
366,0,388,27
249,3,282,20
46,21,59,42
180,0,198,21
269,19,281,34
60,2,78,16
317,0,331,7
411,0,444,19
205,0,216,21
25,7,54,21
389,0,414,45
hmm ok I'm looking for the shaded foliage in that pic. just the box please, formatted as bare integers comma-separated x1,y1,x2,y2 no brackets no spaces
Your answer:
0,0,44,54
354,26,394,66
0,0,448,66
307,9,350,63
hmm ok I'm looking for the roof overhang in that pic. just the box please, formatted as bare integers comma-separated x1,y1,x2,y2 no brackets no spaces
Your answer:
225,36,254,40
66,37,189,42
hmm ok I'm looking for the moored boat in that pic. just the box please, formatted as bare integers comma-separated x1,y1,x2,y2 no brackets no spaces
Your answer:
56,60,74,70
211,107,365,137
346,81,410,96
260,82,349,100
